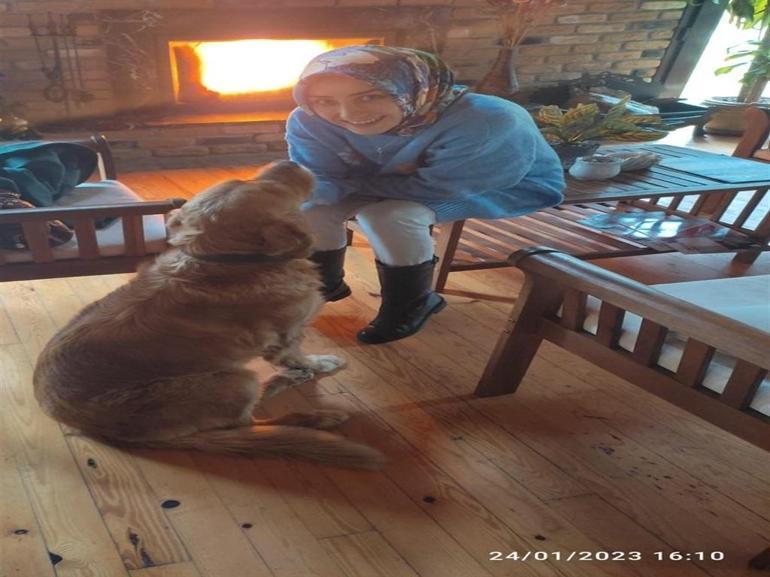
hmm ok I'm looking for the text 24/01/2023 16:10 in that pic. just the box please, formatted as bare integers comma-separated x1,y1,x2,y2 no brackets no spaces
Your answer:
488,551,726,562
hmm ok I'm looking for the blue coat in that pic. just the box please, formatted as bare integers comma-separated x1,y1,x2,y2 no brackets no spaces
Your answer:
286,93,565,223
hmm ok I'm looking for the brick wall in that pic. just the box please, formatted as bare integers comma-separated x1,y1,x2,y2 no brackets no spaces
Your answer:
1,0,686,170
445,0,685,85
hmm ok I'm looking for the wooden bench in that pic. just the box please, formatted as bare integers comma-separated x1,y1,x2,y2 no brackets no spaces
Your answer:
0,135,185,282
476,248,770,453
476,247,770,569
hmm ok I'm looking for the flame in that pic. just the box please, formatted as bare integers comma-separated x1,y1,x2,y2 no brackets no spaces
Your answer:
193,39,333,95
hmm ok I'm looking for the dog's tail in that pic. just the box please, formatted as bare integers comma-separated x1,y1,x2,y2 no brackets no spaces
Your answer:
122,425,385,470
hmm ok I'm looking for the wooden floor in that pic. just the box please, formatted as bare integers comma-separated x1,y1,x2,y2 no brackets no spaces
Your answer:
3,134,770,577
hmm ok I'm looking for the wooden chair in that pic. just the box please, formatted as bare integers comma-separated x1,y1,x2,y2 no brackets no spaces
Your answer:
732,106,770,162
431,106,770,293
0,135,185,282
477,247,770,451
476,246,770,569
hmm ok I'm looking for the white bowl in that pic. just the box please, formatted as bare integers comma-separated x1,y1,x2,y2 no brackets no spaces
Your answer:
568,155,622,180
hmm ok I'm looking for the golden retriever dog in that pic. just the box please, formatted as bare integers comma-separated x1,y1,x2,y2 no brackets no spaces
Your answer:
33,161,384,469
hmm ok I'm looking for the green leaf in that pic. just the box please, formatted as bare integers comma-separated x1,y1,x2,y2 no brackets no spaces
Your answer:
603,120,640,133
715,64,745,74
604,129,667,142
562,103,599,126
602,95,632,124
623,114,665,125
534,105,564,127
725,51,757,60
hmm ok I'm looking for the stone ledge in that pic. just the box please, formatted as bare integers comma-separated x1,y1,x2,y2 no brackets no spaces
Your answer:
110,151,288,172
41,114,291,172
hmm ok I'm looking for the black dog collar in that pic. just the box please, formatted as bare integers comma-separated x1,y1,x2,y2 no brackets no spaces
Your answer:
180,249,297,263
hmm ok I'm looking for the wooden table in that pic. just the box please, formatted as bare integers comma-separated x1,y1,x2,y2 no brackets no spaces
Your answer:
566,143,770,203
434,144,770,291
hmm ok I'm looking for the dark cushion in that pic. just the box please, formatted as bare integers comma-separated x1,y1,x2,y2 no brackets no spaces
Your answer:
0,141,98,206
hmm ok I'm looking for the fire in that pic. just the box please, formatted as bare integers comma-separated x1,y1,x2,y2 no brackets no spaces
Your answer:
193,39,333,94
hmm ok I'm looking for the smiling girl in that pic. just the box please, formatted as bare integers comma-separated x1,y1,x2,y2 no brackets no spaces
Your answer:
287,45,565,344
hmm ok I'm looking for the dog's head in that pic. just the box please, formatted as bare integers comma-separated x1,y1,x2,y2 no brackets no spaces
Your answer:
167,161,316,258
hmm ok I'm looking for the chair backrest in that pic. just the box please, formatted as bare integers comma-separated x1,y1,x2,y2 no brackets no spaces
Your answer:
733,106,770,160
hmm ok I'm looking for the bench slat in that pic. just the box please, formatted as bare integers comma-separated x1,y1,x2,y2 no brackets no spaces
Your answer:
72,219,100,259
632,319,668,366
675,339,716,387
596,302,624,348
122,215,147,257
21,222,54,263
722,361,766,409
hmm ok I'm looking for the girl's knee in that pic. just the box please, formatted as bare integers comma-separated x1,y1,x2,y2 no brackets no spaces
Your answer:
301,204,349,227
356,201,434,230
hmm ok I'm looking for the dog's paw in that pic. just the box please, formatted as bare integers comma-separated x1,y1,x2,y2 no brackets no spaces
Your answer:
305,354,346,374
283,367,315,382
262,368,315,398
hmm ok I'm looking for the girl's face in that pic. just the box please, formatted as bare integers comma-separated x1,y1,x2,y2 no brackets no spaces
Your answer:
305,75,403,135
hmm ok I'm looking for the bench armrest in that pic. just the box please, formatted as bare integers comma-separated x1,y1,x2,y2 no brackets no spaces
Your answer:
509,248,770,367
0,198,186,266
0,199,186,224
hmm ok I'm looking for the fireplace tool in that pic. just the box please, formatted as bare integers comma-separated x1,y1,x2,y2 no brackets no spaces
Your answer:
28,14,94,112
28,14,68,112
61,15,94,105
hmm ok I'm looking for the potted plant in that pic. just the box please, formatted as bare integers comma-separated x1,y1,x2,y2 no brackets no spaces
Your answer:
533,97,670,168
704,0,770,134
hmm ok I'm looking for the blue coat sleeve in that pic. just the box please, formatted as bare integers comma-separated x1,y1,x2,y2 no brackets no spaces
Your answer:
285,111,363,204
363,113,538,202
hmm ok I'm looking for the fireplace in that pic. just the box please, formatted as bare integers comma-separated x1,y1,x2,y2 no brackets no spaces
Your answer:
102,7,451,118
169,38,380,112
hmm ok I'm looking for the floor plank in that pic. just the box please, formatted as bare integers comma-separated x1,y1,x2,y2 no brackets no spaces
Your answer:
0,405,57,577
320,530,422,577
66,436,189,570
128,562,202,577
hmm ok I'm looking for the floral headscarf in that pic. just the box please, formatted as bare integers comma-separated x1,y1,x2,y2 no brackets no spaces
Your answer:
293,45,468,136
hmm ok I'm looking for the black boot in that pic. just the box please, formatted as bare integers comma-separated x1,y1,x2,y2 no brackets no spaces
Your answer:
309,247,352,302
356,258,447,344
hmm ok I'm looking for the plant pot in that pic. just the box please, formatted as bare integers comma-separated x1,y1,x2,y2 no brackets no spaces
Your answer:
550,141,601,169
702,97,770,136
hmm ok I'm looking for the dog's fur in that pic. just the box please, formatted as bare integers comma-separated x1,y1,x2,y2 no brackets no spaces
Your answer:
33,161,384,469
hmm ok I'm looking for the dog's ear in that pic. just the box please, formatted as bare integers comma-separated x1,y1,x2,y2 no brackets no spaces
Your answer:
165,208,182,229
257,219,314,257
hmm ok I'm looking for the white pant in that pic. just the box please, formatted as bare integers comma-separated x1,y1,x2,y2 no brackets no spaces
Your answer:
302,197,436,266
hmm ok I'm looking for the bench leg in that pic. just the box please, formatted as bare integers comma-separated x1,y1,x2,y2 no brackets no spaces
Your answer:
732,249,762,264
433,220,465,293
475,275,564,397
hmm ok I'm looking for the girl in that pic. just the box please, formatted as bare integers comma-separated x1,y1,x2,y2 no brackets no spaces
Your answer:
287,45,565,344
